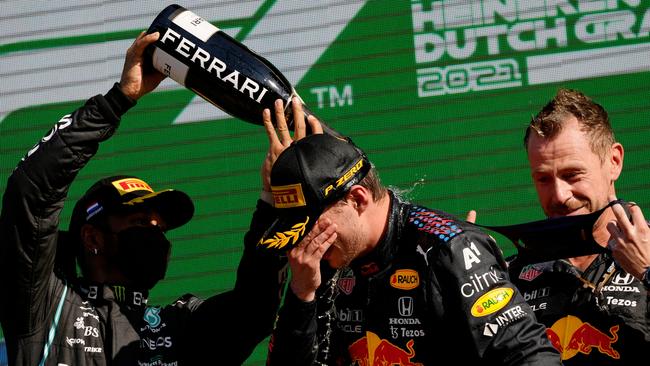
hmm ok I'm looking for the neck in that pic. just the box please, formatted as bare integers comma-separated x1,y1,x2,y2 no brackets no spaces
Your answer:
568,254,597,272
365,193,391,253
83,257,130,287
568,206,616,272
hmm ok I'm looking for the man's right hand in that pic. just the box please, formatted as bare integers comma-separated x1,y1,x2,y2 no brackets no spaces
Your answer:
119,31,166,101
260,97,322,193
288,218,337,302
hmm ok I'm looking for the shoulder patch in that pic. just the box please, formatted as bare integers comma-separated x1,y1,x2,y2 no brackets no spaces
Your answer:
408,206,463,243
517,261,555,281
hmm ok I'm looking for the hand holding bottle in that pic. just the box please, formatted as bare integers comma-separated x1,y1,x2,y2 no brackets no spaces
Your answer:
120,31,166,101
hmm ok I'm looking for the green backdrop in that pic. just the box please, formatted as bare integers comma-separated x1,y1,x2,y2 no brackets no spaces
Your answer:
1,1,649,364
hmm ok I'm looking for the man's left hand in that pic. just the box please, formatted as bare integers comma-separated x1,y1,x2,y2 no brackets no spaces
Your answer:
607,197,650,280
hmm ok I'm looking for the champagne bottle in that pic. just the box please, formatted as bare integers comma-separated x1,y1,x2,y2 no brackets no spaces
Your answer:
145,4,339,136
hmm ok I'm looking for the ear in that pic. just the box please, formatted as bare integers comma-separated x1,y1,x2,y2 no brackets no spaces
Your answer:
346,185,371,214
609,142,624,182
80,223,104,255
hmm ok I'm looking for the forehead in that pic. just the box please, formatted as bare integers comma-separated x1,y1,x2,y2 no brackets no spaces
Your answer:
107,207,165,224
527,117,600,168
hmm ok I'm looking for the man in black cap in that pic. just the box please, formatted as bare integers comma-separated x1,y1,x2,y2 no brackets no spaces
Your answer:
0,31,286,366
261,126,562,365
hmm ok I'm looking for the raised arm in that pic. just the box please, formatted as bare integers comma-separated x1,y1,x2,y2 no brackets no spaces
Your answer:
0,31,163,337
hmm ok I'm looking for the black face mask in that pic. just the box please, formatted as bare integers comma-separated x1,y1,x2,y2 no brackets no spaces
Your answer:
475,199,629,263
113,226,171,290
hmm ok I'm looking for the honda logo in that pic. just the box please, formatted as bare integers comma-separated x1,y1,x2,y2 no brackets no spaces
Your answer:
611,272,634,285
398,296,414,317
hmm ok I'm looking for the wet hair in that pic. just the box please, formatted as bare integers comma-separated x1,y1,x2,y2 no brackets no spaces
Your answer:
357,166,387,201
524,89,616,161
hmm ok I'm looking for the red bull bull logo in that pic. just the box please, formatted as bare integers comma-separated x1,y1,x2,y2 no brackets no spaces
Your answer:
348,331,423,366
546,315,620,360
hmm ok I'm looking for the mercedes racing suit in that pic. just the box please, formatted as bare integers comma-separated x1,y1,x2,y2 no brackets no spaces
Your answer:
267,192,561,365
508,252,650,365
0,84,286,366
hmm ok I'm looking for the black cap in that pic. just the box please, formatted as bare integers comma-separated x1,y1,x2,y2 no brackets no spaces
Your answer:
258,134,371,251
69,175,194,240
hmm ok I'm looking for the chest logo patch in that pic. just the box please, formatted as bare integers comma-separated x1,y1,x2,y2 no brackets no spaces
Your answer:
144,307,162,328
390,269,419,290
338,272,356,295
519,264,543,282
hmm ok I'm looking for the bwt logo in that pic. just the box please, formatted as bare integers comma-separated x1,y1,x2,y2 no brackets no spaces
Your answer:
271,184,306,208
391,269,420,290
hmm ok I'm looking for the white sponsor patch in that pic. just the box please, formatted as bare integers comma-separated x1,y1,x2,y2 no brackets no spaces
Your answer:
172,10,220,42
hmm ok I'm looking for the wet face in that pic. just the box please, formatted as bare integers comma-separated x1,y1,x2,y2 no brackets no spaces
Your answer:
527,116,617,218
319,200,368,269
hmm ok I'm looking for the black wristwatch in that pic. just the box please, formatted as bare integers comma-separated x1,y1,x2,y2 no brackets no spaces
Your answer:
642,267,650,290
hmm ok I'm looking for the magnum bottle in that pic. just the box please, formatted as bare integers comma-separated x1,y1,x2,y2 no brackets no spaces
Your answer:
145,4,339,136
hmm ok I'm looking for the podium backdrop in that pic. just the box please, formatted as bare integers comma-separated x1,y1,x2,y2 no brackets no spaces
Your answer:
1,1,649,364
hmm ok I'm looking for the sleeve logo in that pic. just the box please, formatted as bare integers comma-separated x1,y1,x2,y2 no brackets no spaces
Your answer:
471,287,513,317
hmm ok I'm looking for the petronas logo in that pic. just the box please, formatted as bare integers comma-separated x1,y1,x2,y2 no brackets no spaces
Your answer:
144,307,162,328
